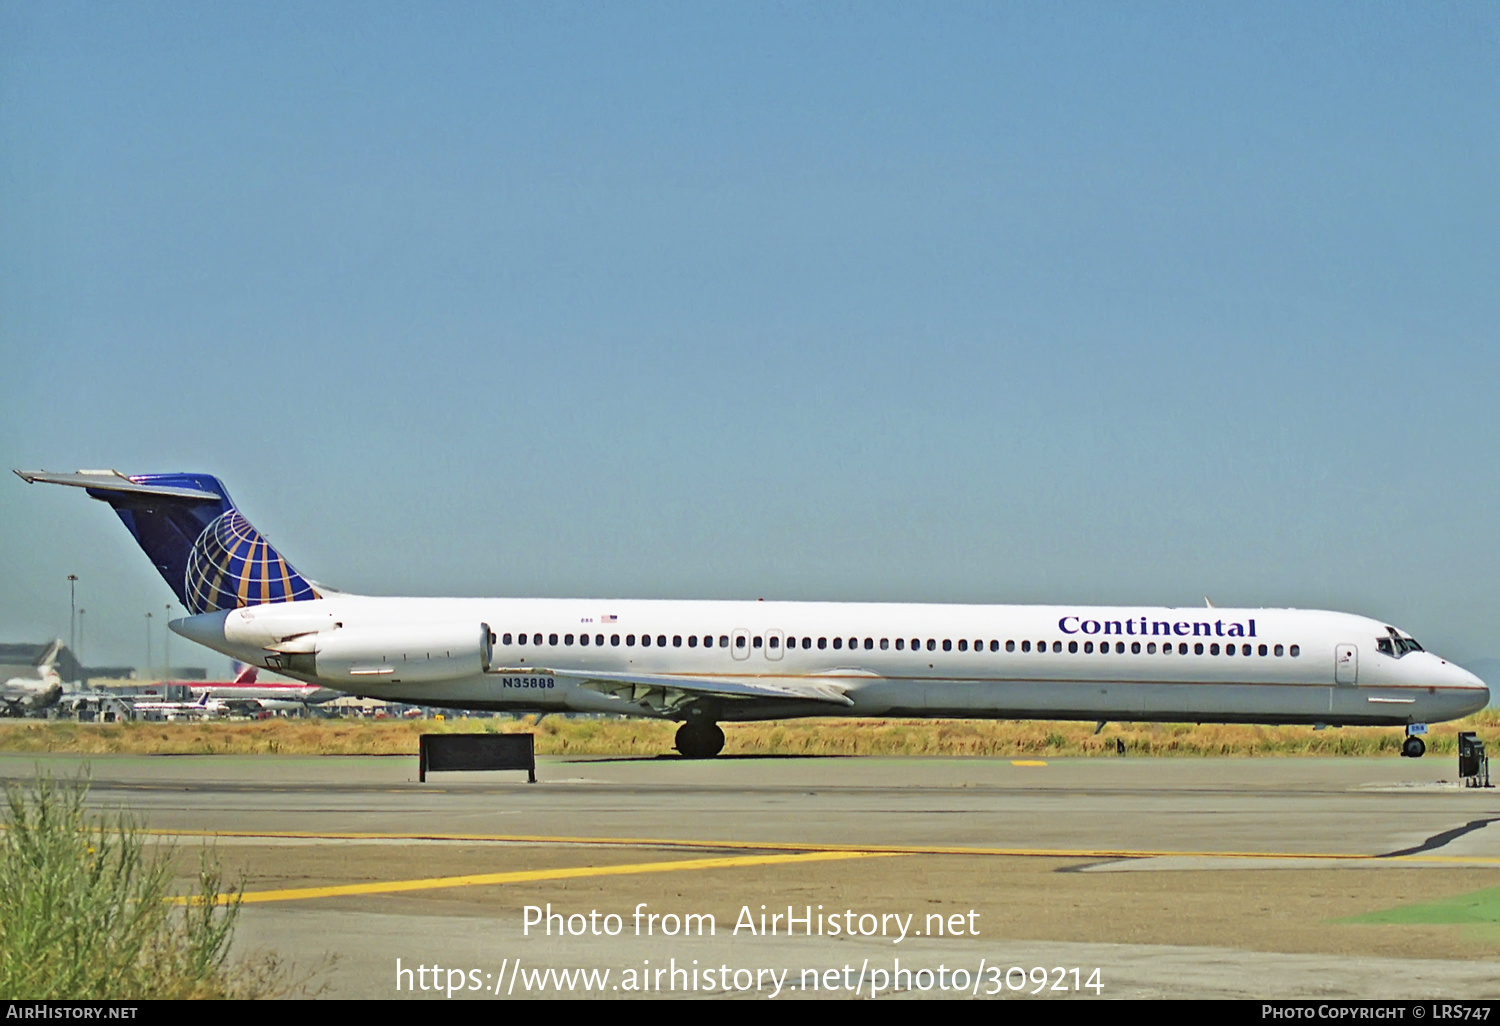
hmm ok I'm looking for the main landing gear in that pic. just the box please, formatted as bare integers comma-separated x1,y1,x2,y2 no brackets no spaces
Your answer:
675,721,725,759
1401,724,1427,759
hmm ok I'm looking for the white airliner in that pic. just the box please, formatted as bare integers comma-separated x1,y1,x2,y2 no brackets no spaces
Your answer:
1,639,64,716
127,692,228,720
16,470,1489,758
184,665,339,712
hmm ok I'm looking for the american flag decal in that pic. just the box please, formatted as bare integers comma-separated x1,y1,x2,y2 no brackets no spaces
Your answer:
602,614,618,623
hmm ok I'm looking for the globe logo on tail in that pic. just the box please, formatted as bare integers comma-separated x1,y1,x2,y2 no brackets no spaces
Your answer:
184,510,320,614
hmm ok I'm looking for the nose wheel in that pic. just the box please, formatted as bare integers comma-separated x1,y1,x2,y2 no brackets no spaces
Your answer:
674,721,725,759
1401,728,1426,759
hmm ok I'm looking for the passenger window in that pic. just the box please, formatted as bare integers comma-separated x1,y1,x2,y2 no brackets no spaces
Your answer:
833,638,843,650
673,635,682,647
532,634,542,645
895,638,905,650
580,634,590,646
802,637,811,649
1289,645,1300,657
688,635,697,648
719,636,729,648
819,638,827,649
736,636,747,649
1084,641,1094,653
927,639,936,651
990,640,999,652
1005,640,1015,652
1021,640,1031,653
880,638,889,650
1131,642,1140,654
849,638,857,650
1241,644,1250,656
1069,640,1078,653
611,634,620,646
1194,643,1204,655
1274,644,1283,656
1224,643,1233,656
943,639,952,651
958,639,968,652
864,638,873,650
565,634,574,645
911,639,920,650
626,635,636,646
1146,642,1156,654
1258,644,1268,656
503,633,513,645
641,635,651,647
1210,643,1220,655
1178,643,1188,654
768,637,778,649
548,633,558,646
1052,640,1061,653
657,635,666,647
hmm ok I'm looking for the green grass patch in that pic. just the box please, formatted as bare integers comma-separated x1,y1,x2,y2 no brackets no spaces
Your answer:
1337,886,1500,926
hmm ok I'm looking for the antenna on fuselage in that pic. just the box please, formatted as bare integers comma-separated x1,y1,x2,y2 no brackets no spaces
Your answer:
1204,596,1214,608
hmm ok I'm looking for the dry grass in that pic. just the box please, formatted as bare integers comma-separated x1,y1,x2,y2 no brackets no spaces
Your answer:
0,710,1494,758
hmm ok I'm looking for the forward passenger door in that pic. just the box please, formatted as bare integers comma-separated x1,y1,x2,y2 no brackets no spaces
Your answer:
1334,644,1358,685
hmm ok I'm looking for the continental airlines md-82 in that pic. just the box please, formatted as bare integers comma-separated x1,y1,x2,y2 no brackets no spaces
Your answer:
17,470,1489,758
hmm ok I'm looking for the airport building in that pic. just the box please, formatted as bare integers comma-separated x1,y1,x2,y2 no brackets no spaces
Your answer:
0,640,204,685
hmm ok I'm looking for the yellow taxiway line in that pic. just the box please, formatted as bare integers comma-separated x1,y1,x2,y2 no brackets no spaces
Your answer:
182,849,904,905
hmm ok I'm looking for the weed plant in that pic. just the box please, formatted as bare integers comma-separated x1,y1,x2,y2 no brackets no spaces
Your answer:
0,771,294,999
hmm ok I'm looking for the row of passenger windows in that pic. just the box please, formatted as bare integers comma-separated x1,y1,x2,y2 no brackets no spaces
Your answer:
498,632,1300,658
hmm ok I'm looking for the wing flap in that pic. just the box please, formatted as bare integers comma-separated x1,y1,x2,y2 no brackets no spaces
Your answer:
551,668,854,711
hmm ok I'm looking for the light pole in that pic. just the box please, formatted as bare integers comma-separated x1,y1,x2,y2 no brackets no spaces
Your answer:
78,610,85,668
144,612,152,677
164,603,172,672
67,575,77,655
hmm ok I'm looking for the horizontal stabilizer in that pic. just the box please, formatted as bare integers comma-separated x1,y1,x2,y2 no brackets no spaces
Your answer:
14,470,221,501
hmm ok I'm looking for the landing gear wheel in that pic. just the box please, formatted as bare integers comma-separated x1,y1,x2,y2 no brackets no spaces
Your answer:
675,722,725,759
1401,735,1426,759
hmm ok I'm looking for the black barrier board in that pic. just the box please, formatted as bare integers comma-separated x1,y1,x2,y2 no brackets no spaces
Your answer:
419,733,535,783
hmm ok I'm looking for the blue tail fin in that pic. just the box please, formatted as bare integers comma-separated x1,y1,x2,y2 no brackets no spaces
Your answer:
15,470,321,614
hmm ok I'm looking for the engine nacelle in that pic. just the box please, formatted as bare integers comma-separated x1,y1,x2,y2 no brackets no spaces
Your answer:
307,622,493,685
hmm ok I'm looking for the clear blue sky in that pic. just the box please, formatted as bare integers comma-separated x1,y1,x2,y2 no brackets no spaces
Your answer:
2,2,1497,678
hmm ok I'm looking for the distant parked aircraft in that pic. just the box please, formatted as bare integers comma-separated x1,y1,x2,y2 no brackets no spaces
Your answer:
1,639,64,716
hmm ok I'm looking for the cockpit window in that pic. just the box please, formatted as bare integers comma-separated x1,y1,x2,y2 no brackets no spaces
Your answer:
1380,631,1425,657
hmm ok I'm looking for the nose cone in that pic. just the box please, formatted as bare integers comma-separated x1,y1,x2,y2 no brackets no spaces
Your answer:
1448,661,1490,717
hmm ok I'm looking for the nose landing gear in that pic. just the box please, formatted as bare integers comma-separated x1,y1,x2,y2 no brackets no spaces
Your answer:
674,721,725,759
1400,724,1427,759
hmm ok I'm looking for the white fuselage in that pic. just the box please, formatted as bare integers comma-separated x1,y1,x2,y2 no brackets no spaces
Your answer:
172,596,1490,727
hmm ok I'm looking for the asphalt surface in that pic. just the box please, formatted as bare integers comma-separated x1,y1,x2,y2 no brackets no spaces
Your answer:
4,752,1498,999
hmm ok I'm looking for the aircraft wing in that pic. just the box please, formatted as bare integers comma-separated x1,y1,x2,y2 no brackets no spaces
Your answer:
548,668,855,714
